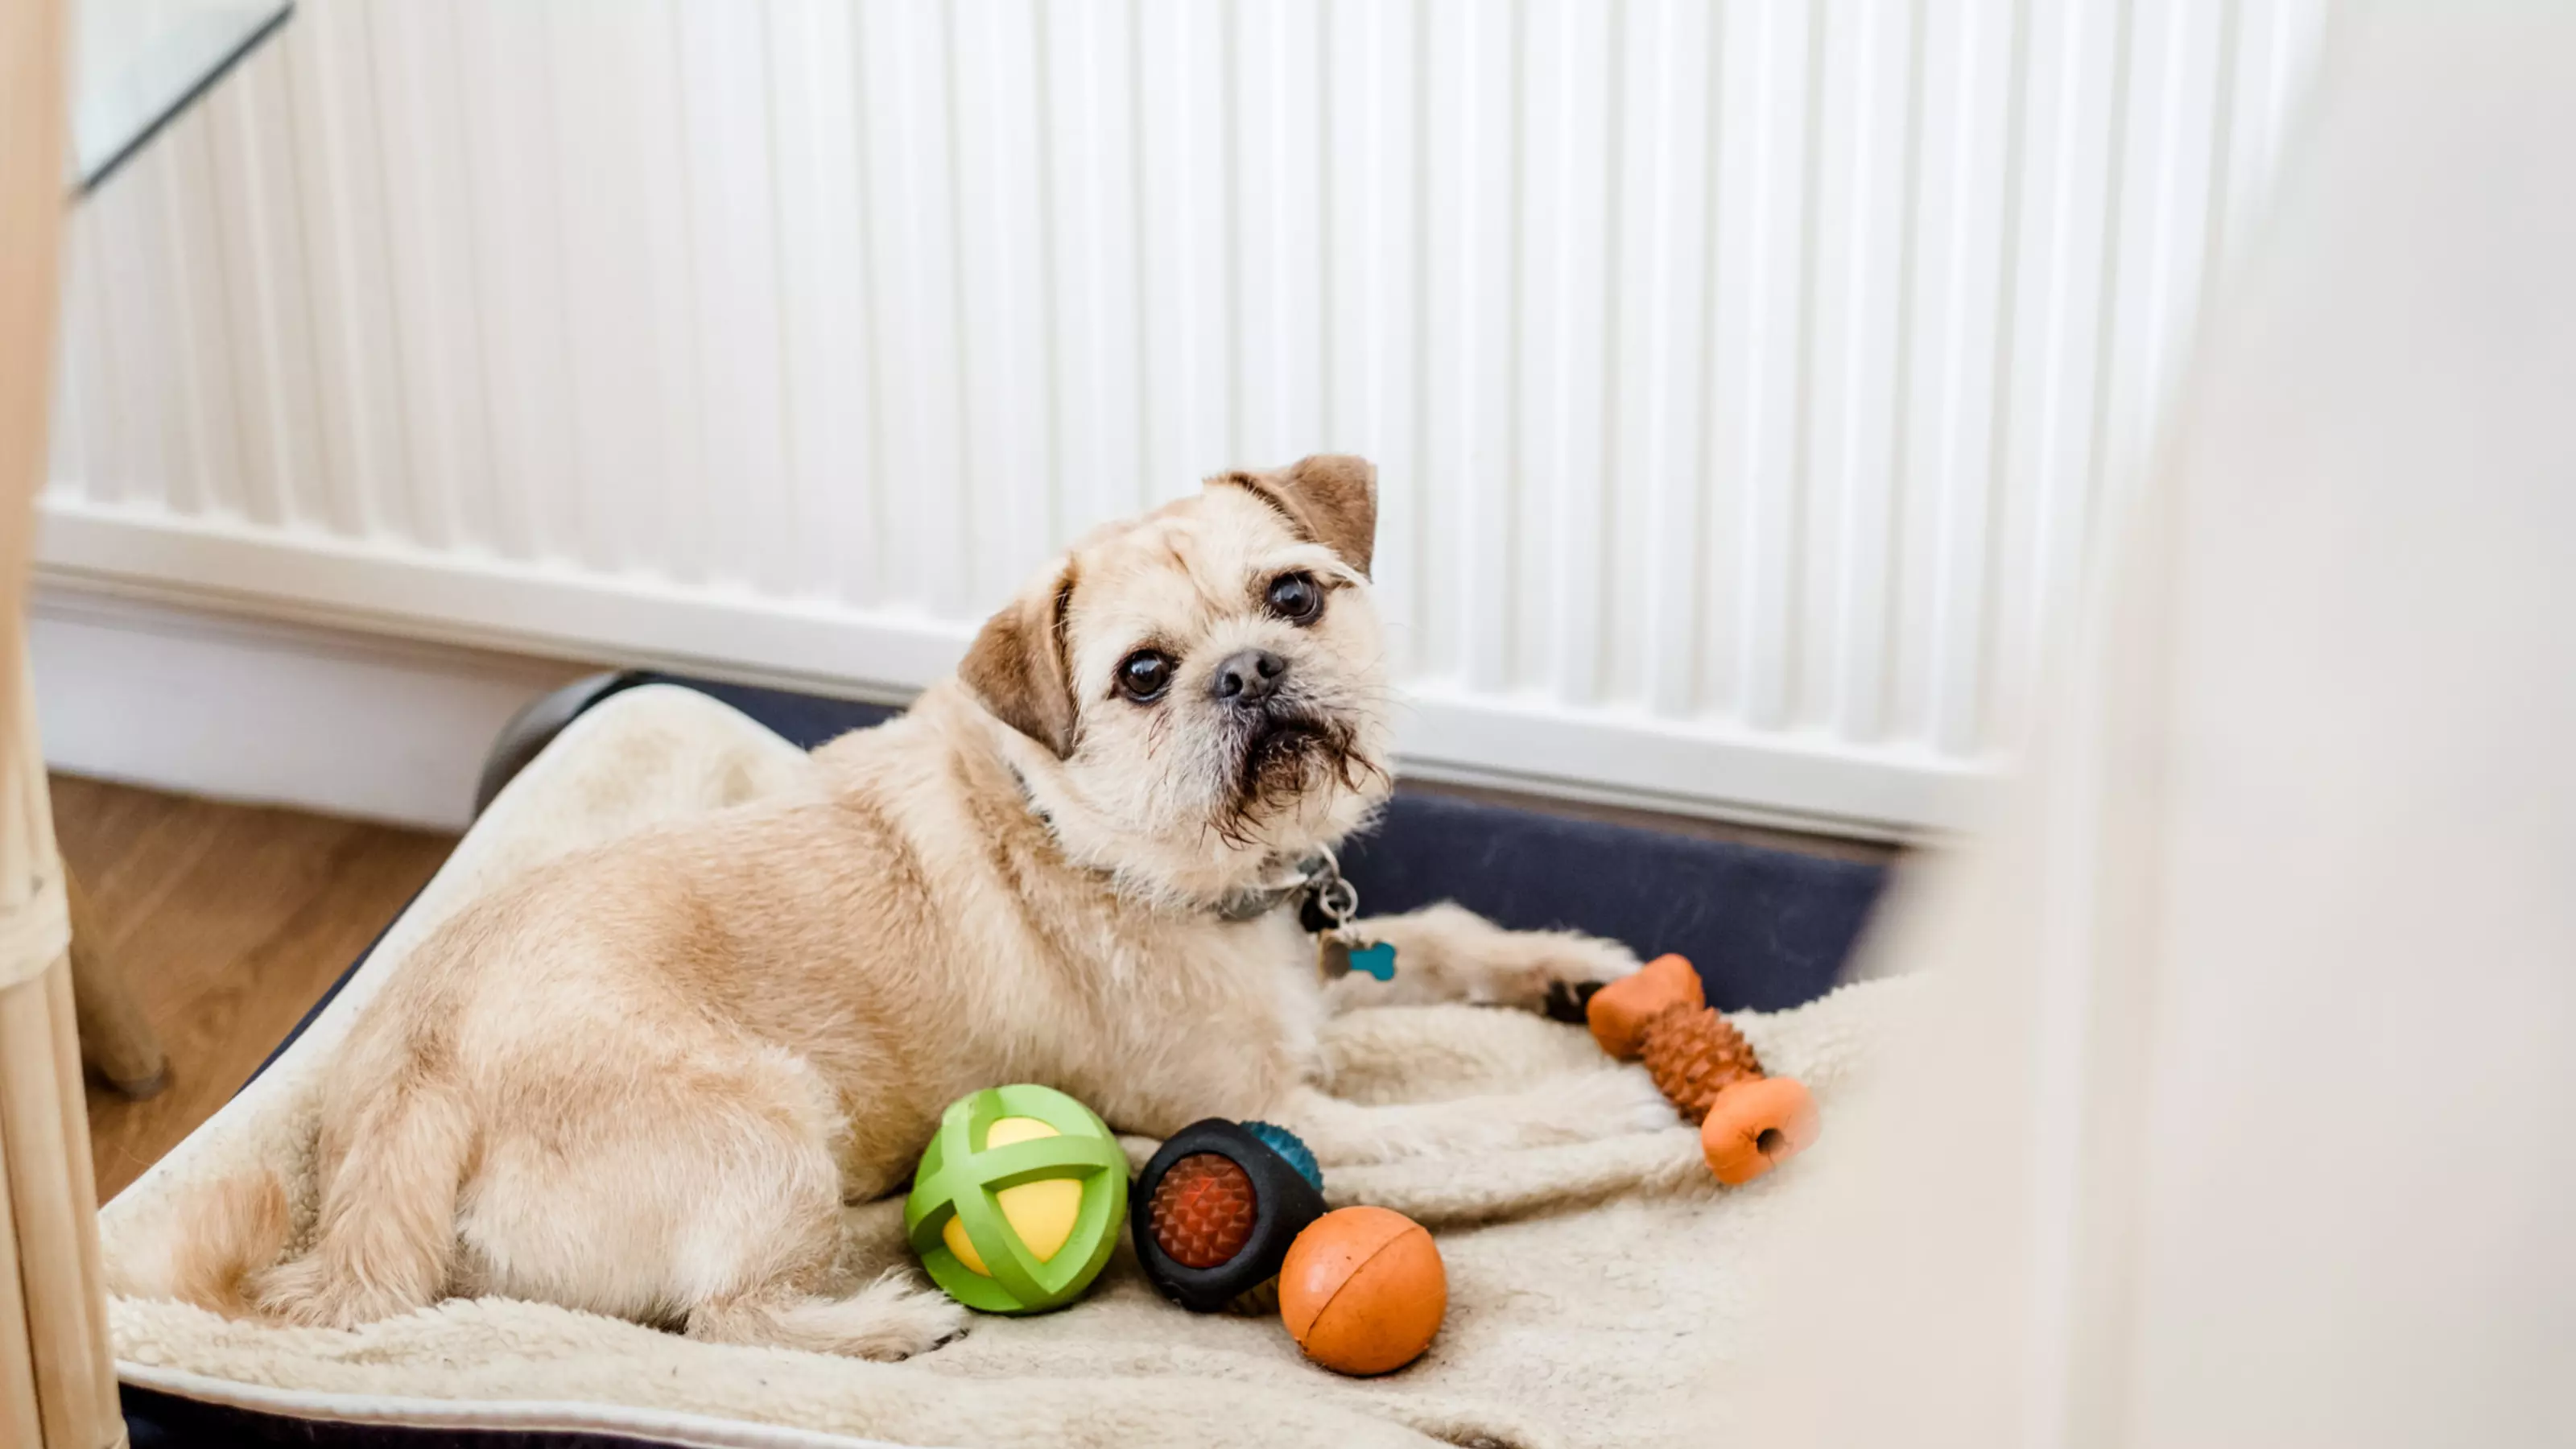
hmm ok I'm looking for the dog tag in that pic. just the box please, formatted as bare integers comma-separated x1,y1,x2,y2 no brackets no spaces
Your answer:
1316,934,1349,979
1300,844,1393,983
1315,933,1397,982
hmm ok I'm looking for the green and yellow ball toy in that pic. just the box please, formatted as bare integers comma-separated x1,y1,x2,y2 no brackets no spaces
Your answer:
904,1084,1129,1314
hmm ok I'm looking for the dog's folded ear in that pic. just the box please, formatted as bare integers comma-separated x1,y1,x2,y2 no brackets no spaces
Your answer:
1214,454,1379,578
958,560,1081,757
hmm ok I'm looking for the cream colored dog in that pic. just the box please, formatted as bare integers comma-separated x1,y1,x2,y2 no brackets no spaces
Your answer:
143,458,1666,1359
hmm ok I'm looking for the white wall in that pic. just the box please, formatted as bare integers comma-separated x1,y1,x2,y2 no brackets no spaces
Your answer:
40,0,2332,835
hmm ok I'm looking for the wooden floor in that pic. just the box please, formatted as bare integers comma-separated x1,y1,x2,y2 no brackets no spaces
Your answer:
53,772,1886,1205
54,774,456,1202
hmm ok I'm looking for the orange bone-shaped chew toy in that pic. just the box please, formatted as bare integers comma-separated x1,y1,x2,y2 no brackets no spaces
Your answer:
1586,954,1819,1185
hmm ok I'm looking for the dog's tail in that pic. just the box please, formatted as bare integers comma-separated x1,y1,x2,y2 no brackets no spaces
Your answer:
120,1067,473,1327
107,1170,292,1317
249,1068,474,1327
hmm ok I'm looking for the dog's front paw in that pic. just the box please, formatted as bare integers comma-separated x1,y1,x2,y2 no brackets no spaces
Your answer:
1334,905,1644,1014
1529,933,1644,1022
1449,925,1637,1016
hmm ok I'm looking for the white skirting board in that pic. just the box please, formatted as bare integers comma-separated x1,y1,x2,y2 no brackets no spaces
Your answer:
31,587,589,832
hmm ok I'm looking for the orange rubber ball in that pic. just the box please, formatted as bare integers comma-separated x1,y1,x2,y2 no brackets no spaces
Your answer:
1278,1206,1447,1376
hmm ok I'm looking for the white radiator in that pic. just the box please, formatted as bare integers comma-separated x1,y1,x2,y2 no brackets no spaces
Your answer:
40,0,2331,834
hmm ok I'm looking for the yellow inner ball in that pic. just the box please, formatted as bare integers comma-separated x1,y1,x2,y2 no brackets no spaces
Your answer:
942,1117,1084,1277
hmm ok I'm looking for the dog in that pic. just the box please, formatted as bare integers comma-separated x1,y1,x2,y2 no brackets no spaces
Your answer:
137,456,1669,1358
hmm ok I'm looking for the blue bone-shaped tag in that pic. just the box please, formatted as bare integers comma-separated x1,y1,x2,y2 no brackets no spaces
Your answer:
1348,941,1397,981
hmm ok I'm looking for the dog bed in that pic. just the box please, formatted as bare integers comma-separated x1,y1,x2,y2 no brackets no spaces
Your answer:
102,679,1907,1449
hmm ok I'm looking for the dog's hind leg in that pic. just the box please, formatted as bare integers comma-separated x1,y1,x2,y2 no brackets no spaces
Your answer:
458,1041,967,1360
670,1115,965,1360
687,1271,967,1360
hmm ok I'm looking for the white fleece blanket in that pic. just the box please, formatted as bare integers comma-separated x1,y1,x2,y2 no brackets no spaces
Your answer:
100,684,1916,1449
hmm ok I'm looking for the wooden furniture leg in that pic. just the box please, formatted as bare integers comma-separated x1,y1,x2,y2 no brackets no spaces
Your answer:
65,868,164,1099
2,0,126,1439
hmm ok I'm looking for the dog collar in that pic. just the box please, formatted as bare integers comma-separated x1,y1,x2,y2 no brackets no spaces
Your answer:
1004,766,1395,981
1212,849,1338,923
1218,845,1397,983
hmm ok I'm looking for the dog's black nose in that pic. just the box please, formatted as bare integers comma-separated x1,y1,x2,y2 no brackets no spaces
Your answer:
1212,648,1287,705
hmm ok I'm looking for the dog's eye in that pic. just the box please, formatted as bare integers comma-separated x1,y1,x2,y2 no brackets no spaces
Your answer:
1117,650,1174,703
1265,572,1323,625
